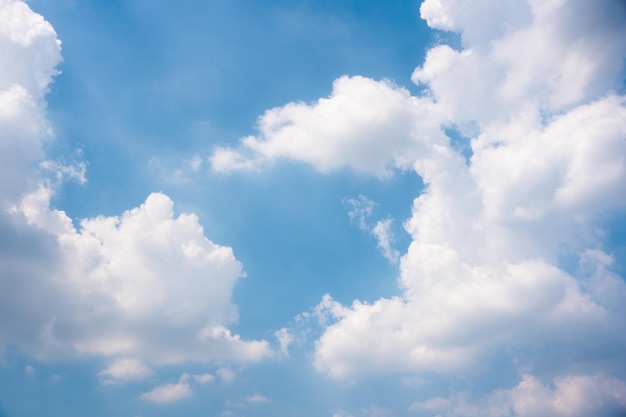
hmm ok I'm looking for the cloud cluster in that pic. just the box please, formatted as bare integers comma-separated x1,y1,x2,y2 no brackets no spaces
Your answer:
312,0,626,380
210,75,446,178
410,374,626,417
0,0,273,376
210,0,626,414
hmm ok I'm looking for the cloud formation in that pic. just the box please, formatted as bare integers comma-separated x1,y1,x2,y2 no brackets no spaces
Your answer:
311,0,626,382
410,374,626,417
210,75,446,178
141,374,193,404
0,0,273,372
209,0,626,414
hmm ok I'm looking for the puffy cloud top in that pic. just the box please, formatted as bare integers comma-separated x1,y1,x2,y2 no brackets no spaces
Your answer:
0,0,274,370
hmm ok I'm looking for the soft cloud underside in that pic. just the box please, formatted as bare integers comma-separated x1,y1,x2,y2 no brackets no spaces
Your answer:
0,0,273,375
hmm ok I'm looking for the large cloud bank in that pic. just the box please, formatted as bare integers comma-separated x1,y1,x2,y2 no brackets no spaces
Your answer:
0,0,272,378
213,0,626,414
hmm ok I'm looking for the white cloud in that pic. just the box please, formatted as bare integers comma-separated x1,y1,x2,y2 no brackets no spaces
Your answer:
371,219,399,264
39,160,87,185
275,327,294,356
141,374,192,404
210,75,446,178
99,358,153,383
308,0,626,384
0,0,60,204
2,188,274,365
410,374,626,417
246,393,270,403
346,195,375,230
345,195,400,263
0,0,275,373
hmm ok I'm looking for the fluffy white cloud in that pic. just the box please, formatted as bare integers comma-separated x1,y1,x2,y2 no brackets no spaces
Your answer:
0,0,60,203
411,374,626,417
210,75,447,178
3,188,273,364
0,0,274,371
309,0,626,387
416,0,626,120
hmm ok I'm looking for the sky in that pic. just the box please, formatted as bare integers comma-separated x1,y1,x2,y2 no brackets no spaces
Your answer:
1,0,626,416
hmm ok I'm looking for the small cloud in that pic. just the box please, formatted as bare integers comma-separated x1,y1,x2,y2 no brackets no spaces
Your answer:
99,358,153,383
372,219,399,263
188,154,203,172
344,195,399,263
246,393,270,403
210,146,260,173
24,365,35,376
193,373,214,384
39,159,87,184
217,367,236,383
345,195,375,230
140,374,192,404
274,327,294,356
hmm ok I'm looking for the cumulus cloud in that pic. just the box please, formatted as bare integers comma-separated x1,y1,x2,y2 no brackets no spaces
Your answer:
0,0,61,204
309,0,626,386
210,75,447,178
0,0,274,373
3,189,274,364
202,0,626,412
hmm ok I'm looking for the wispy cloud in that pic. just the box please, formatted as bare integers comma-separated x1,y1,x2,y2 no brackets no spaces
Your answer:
141,374,192,404
345,195,400,263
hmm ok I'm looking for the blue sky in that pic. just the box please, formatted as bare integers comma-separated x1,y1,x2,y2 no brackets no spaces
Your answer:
1,1,626,416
